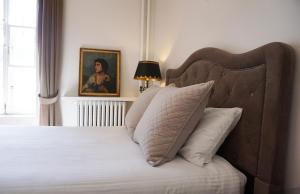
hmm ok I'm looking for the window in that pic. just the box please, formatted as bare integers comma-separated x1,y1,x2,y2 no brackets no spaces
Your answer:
0,0,37,115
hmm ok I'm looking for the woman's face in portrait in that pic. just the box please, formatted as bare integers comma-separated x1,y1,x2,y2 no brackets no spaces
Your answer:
95,62,103,73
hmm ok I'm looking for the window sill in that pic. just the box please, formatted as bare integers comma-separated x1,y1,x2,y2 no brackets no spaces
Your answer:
0,115,37,126
0,114,35,117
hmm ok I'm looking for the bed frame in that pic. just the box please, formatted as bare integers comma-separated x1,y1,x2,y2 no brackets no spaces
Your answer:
166,42,295,194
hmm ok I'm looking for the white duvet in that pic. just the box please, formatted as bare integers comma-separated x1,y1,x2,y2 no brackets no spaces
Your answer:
0,126,246,194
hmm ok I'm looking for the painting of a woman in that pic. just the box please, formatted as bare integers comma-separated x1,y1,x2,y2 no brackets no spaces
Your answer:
82,58,111,93
79,48,120,97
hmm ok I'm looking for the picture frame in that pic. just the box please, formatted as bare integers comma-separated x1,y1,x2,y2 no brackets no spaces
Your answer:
79,48,121,97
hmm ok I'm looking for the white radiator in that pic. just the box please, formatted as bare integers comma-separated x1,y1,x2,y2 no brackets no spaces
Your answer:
77,100,126,127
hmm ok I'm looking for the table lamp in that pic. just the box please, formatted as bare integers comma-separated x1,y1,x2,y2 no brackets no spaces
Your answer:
134,60,162,93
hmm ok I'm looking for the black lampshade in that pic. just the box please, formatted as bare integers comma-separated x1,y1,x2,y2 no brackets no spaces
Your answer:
134,61,162,81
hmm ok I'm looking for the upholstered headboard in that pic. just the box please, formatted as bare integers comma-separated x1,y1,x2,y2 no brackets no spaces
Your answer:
166,42,295,194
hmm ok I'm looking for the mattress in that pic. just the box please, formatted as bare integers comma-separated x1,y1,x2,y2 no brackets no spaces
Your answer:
0,126,246,194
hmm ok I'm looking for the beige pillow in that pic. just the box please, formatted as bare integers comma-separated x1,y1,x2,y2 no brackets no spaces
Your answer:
133,81,214,166
125,86,160,137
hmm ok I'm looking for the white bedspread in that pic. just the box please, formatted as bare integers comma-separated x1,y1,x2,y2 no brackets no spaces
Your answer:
0,126,246,194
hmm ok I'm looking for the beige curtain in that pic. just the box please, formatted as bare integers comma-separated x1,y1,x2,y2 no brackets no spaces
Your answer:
37,0,63,126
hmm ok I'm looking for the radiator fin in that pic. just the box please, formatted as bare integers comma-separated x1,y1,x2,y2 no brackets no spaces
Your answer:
77,100,126,127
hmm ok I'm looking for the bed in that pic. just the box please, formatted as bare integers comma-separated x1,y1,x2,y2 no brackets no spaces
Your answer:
0,42,294,194
0,126,245,194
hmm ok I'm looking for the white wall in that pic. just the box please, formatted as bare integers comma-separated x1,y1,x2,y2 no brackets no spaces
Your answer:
59,0,141,125
150,0,300,189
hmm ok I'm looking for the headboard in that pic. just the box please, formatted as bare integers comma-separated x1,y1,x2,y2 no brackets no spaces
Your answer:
166,42,295,194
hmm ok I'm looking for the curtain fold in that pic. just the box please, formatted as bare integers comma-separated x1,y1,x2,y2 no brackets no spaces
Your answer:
37,0,63,126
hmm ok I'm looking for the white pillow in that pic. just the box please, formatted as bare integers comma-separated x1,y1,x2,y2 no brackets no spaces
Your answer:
125,86,160,138
179,107,242,166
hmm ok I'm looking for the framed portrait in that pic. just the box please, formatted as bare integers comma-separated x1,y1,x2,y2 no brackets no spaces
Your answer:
79,48,120,97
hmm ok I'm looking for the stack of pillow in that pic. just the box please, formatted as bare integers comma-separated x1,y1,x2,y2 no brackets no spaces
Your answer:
125,81,242,167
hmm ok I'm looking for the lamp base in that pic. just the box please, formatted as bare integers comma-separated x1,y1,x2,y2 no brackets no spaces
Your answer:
139,80,149,93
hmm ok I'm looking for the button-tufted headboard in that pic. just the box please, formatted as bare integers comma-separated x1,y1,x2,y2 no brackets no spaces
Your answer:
166,42,295,194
